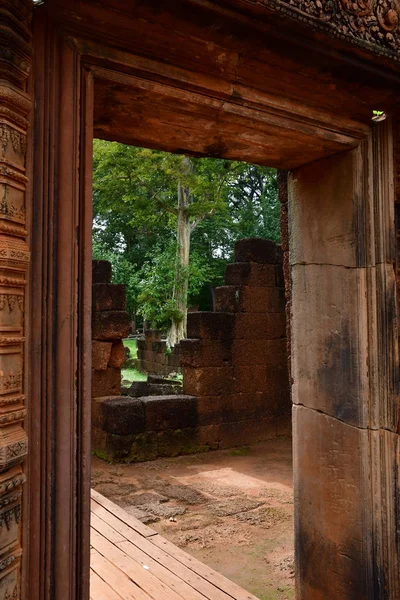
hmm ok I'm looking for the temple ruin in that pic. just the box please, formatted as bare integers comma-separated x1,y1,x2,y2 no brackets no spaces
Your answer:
2,1,400,597
91,239,291,462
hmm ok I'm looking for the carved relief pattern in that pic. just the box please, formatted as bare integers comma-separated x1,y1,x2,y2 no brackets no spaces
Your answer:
255,0,400,58
0,188,25,224
0,0,31,596
0,296,23,313
0,506,20,532
3,585,18,600
0,372,22,395
0,126,26,159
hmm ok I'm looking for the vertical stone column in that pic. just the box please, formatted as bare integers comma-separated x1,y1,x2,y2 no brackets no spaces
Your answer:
290,122,400,599
0,0,32,597
182,238,290,446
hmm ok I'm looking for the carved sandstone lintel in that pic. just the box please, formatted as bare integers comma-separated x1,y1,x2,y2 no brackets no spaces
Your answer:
239,0,400,61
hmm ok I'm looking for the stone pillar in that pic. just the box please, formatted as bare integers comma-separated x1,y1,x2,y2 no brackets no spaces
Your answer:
0,1,32,598
290,121,400,599
182,237,291,446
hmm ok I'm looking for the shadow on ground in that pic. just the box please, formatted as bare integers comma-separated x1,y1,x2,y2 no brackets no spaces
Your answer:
91,435,294,600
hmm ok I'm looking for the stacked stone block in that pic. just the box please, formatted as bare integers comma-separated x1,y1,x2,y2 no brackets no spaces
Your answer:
91,393,207,462
92,260,131,398
181,238,291,448
136,330,181,376
91,241,291,463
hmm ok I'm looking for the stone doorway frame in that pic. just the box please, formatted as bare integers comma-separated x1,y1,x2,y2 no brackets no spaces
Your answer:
19,2,400,600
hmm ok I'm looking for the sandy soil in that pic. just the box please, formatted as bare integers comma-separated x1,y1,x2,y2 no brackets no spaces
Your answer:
91,436,294,600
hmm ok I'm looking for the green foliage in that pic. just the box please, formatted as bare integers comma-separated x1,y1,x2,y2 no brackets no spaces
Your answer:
136,241,214,328
123,339,138,359
92,140,280,329
121,367,147,383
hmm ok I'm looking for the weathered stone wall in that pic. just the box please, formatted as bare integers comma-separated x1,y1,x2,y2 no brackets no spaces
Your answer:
181,238,291,448
136,330,181,376
92,260,130,397
91,239,290,462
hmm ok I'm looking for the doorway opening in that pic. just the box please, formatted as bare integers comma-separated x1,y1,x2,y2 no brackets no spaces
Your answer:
89,141,293,599
28,4,400,599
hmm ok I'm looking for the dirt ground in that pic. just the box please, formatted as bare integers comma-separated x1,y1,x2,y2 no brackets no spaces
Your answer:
91,436,294,600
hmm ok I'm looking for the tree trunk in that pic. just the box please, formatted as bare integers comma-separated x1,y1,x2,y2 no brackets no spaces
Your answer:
168,157,192,347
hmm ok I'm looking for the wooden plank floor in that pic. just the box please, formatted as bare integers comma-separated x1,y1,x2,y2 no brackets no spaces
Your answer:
90,489,261,600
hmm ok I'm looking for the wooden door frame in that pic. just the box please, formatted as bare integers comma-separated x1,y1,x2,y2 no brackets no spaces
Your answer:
26,3,400,599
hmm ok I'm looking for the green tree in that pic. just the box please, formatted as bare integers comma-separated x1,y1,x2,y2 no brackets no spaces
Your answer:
92,140,280,342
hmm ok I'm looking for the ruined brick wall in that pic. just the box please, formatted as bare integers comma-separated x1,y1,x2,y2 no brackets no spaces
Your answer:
137,330,181,376
91,243,290,463
92,260,131,397
181,238,291,448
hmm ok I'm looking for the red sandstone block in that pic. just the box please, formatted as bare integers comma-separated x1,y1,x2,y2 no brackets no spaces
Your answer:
265,364,291,395
147,361,161,374
142,395,197,431
196,425,220,450
92,311,131,341
243,286,285,313
138,359,150,372
167,354,180,368
233,366,268,393
216,286,285,313
256,389,291,419
224,262,276,287
234,238,280,264
92,283,126,312
109,340,126,369
92,340,112,371
92,395,145,435
180,339,232,367
152,340,166,353
215,286,239,313
234,313,286,339
143,349,158,363
232,338,288,367
136,339,146,351
229,393,273,420
92,260,112,284
182,366,234,396
195,395,226,425
144,329,161,342
91,426,134,460
218,417,278,449
92,368,121,397
187,312,235,340
196,393,268,425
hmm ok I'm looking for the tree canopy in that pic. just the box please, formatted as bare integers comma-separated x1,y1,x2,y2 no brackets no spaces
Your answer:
93,140,280,331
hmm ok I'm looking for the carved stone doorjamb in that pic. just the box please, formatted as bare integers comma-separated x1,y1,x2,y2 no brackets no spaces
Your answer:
26,10,93,600
290,119,400,599
0,1,32,599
